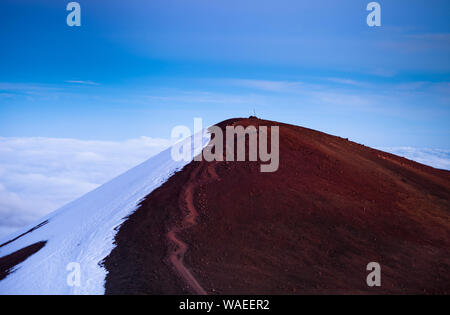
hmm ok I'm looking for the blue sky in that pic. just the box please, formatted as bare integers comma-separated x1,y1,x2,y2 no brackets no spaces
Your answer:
0,0,450,239
0,0,449,147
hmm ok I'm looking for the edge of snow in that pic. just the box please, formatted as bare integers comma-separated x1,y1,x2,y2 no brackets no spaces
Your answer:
0,130,210,295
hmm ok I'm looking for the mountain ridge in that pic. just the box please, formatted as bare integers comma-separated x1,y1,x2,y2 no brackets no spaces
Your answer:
104,117,450,294
1,117,449,294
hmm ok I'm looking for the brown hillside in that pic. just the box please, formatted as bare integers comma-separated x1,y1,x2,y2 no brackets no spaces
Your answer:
104,118,450,294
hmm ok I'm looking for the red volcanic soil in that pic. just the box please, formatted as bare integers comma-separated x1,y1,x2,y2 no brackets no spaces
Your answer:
0,241,46,280
104,118,450,295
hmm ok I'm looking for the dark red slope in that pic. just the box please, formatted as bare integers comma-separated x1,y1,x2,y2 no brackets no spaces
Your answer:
0,241,47,281
104,118,450,294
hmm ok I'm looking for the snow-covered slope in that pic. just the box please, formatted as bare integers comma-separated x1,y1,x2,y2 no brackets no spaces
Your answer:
0,132,210,295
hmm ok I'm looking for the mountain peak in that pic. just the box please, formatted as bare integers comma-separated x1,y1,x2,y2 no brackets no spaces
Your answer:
1,118,449,295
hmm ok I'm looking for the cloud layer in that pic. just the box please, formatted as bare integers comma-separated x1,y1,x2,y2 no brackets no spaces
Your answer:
380,147,450,171
0,136,449,241
0,136,170,239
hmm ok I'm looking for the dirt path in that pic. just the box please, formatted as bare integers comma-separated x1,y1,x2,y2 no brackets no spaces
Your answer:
167,162,219,295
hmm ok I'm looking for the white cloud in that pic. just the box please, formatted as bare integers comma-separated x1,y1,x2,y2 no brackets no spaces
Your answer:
379,147,450,171
229,79,304,92
0,136,171,240
326,77,367,87
65,80,100,85
1,135,448,242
